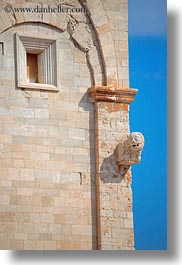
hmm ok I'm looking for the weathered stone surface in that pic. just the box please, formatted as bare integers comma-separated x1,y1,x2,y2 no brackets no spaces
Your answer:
118,132,145,166
0,0,141,251
72,23,92,52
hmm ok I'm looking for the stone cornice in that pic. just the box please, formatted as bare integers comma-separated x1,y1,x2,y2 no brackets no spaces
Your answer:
88,86,138,104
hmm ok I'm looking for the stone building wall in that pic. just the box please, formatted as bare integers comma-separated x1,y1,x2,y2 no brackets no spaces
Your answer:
0,0,137,250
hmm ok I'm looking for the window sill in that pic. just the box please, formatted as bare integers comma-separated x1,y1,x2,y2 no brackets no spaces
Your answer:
18,82,59,92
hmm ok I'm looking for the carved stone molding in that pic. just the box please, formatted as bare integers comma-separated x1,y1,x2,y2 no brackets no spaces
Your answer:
88,86,138,104
15,33,59,91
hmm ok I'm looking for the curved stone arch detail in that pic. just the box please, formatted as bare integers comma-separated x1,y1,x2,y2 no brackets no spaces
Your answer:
82,0,119,87
0,0,108,86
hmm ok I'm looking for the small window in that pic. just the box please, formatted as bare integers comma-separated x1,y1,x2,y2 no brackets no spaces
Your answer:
27,53,38,83
15,33,59,91
0,42,4,55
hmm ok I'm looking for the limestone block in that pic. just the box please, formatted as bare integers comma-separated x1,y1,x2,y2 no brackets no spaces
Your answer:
42,4,52,25
91,12,108,28
0,11,13,32
51,5,68,30
21,125,35,137
121,59,128,67
15,185,31,194
10,195,31,206
122,79,129,87
39,233,51,240
49,224,61,235
35,126,50,137
124,219,133,229
34,223,49,234
97,23,111,34
0,239,10,249
102,43,116,57
104,56,117,68
110,17,129,35
57,13,69,31
22,3,42,23
10,107,34,118
4,222,17,233
17,222,33,233
29,152,50,161
0,106,10,116
0,134,12,143
13,4,25,24
15,233,27,240
0,195,10,205
118,66,129,80
19,168,35,181
112,31,128,41
74,50,87,64
68,128,85,140
103,0,125,11
72,23,92,52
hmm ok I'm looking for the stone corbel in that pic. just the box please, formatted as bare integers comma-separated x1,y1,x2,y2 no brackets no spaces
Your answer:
88,86,144,176
118,132,144,167
88,86,138,104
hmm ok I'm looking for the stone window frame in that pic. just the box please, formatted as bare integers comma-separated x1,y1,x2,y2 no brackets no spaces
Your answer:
15,33,59,91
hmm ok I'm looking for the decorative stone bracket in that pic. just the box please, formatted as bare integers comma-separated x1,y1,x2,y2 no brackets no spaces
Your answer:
88,86,138,104
88,86,145,170
118,132,144,166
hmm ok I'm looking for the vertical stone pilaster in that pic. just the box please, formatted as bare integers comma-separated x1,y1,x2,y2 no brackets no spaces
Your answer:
89,86,138,250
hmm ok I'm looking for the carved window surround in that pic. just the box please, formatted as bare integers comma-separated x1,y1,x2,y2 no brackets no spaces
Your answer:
15,33,59,91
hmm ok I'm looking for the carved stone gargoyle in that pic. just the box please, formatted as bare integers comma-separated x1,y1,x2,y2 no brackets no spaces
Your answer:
118,132,144,166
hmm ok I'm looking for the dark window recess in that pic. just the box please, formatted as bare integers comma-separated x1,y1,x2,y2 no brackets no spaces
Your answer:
0,42,4,55
27,53,38,83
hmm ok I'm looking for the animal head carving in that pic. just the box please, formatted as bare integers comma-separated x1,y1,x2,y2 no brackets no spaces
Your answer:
118,132,144,166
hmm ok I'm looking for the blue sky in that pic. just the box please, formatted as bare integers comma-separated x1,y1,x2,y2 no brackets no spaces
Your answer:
128,0,167,250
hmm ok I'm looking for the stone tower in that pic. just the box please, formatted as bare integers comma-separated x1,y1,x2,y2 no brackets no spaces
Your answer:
0,0,144,250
